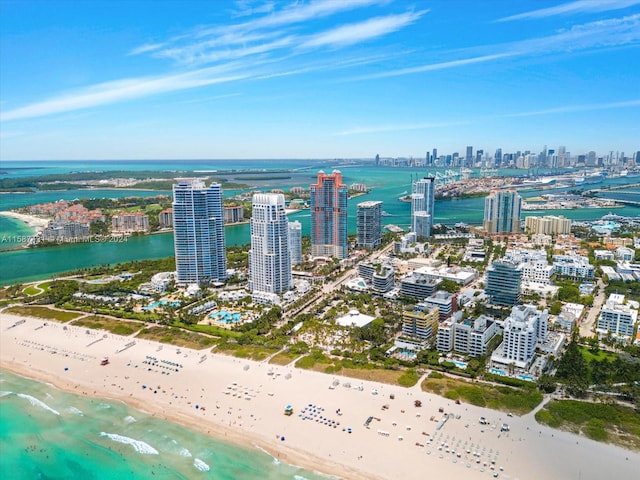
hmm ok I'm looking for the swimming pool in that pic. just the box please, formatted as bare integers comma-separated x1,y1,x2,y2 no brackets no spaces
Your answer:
452,360,468,369
209,310,243,324
142,300,181,311
517,374,534,382
399,349,417,359
489,368,506,376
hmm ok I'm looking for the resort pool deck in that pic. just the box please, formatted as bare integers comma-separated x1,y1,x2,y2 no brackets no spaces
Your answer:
142,300,181,311
489,368,506,376
398,349,417,359
452,360,468,369
517,374,535,382
209,310,243,324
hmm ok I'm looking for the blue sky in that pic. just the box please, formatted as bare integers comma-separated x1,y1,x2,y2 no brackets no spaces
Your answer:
1,0,639,160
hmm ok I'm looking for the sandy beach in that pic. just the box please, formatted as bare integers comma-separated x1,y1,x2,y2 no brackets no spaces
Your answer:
1,312,638,480
0,211,50,232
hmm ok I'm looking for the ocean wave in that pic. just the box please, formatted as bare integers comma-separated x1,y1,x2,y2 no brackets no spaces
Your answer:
0,390,13,398
255,445,280,465
193,458,210,472
97,403,112,410
99,432,159,455
179,447,192,458
123,415,137,423
67,406,84,416
17,393,60,416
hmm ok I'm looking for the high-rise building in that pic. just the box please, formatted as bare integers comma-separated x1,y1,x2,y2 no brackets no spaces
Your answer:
483,188,522,234
491,305,548,369
172,179,226,285
288,220,302,265
495,148,502,166
411,176,435,238
357,200,383,250
465,146,473,167
248,193,292,302
310,170,348,259
485,259,522,307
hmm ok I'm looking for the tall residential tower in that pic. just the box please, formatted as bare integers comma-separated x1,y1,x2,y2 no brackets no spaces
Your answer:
483,188,522,234
172,179,226,285
248,193,292,303
310,170,348,259
357,200,383,250
411,176,435,239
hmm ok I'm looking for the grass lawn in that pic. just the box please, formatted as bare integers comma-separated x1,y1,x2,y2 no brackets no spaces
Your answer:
269,352,300,366
579,346,618,364
4,305,82,322
136,326,217,350
71,315,144,336
214,343,279,361
421,376,543,415
536,400,640,451
23,285,42,296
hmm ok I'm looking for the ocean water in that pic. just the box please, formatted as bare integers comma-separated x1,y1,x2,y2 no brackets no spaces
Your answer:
0,370,329,480
1,161,639,285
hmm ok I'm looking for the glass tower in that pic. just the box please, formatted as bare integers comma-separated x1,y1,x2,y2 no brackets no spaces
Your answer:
357,200,383,249
172,179,226,285
485,259,522,307
310,170,348,259
483,188,522,234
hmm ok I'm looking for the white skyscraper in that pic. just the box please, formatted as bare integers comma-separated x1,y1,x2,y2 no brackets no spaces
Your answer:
411,176,435,238
249,193,292,303
288,220,302,265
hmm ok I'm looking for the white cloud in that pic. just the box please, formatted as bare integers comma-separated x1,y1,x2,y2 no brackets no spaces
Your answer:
500,99,640,117
496,0,640,22
128,42,166,56
0,67,251,122
299,10,427,49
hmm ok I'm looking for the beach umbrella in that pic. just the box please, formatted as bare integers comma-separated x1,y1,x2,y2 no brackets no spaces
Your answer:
244,365,250,371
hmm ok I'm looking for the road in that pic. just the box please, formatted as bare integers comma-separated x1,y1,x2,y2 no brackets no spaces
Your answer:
579,279,606,338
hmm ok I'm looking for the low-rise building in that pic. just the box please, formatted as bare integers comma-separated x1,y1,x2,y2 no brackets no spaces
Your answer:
112,212,150,234
437,312,500,357
422,291,457,321
596,294,638,339
552,254,594,280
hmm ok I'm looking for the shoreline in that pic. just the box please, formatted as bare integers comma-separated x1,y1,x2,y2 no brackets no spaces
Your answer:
0,210,50,232
2,313,640,480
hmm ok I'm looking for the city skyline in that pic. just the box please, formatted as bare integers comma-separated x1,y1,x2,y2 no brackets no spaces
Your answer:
1,0,639,160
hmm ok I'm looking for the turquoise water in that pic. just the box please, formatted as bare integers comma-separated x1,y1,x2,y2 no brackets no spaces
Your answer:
2,161,640,285
398,349,417,359
517,375,535,382
0,370,327,480
489,368,506,376
209,310,242,324
142,300,181,311
452,361,468,369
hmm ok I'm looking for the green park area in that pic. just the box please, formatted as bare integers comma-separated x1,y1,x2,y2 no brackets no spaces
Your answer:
536,400,640,451
135,326,217,350
71,315,143,336
421,373,543,415
4,305,82,322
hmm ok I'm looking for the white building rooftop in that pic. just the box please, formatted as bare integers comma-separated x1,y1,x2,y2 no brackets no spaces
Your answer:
336,310,375,328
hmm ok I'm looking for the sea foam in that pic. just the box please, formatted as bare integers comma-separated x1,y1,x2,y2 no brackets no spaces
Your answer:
193,458,210,472
123,415,137,423
17,393,60,416
67,406,84,416
99,432,159,455
179,447,192,458
0,390,13,398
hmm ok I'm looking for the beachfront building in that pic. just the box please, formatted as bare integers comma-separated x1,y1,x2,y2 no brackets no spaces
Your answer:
310,170,348,259
248,193,292,304
483,188,522,234
224,204,244,224
524,215,572,235
596,294,639,339
111,212,150,234
158,208,173,227
552,253,595,280
411,176,435,238
357,200,383,249
402,307,439,342
485,259,522,307
437,313,500,357
491,305,549,369
288,221,302,265
172,179,226,285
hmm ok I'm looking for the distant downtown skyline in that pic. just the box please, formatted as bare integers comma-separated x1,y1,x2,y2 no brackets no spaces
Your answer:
1,1,639,160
